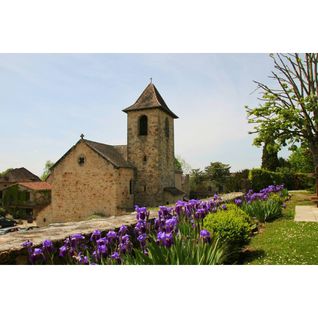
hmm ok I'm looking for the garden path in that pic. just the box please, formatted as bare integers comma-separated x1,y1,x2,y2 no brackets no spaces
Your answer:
295,205,318,222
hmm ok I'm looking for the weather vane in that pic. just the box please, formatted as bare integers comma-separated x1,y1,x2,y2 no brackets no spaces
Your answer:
150,77,152,83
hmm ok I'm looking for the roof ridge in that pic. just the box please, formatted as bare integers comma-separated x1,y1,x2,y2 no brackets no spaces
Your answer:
122,83,178,119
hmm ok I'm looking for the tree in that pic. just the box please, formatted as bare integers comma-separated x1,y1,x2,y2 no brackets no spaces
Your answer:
0,168,13,177
261,140,280,171
175,155,192,174
288,146,314,173
246,53,318,170
174,157,182,171
41,160,54,181
204,162,231,183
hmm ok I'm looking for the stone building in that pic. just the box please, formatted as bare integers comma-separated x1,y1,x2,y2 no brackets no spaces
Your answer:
0,168,40,205
36,83,188,226
2,182,51,220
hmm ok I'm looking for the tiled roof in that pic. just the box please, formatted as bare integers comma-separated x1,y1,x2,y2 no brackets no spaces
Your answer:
18,182,52,191
0,168,40,183
122,83,178,119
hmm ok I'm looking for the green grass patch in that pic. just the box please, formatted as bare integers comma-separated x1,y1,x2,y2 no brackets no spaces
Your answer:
243,191,318,265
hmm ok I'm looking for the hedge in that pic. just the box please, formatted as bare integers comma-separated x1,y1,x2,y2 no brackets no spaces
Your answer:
248,168,315,191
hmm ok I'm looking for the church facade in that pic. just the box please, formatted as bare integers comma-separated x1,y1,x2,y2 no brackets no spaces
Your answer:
36,83,188,226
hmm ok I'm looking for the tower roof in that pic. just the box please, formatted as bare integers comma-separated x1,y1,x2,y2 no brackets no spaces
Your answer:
122,83,178,119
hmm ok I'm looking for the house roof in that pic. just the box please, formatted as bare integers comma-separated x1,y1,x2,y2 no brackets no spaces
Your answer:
0,167,40,183
49,139,134,174
122,83,178,119
18,182,52,191
84,139,134,169
164,187,185,196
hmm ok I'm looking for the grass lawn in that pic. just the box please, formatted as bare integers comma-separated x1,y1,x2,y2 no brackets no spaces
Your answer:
242,191,318,265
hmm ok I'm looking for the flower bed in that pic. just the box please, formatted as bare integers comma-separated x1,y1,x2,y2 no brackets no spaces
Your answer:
21,186,288,265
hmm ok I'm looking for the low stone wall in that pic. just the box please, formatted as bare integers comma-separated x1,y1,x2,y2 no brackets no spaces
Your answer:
0,192,243,264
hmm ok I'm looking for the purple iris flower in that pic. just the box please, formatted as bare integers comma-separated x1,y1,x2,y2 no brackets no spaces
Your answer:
97,244,107,255
119,241,131,254
111,251,121,262
59,245,68,257
118,225,128,236
195,208,206,219
70,233,85,245
200,229,211,243
234,198,242,206
221,204,227,210
135,206,149,221
120,234,130,244
42,239,54,253
21,240,33,249
106,230,117,242
30,247,44,263
137,233,147,248
158,206,173,220
157,231,173,248
165,217,177,232
90,229,101,241
175,201,186,215
78,253,89,265
135,220,147,234
96,237,108,246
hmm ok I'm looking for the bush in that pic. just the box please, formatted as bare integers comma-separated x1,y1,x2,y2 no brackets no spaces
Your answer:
241,198,282,223
0,207,6,217
249,168,314,191
203,205,252,262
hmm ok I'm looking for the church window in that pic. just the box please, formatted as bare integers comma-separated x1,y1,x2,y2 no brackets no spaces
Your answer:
129,179,133,195
78,155,85,166
139,115,148,136
165,118,169,138
143,155,147,162
144,185,146,192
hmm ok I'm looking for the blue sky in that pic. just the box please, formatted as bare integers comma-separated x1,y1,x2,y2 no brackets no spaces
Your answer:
0,54,284,176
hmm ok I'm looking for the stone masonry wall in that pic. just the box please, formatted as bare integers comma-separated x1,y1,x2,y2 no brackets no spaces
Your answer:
127,109,176,207
36,141,134,226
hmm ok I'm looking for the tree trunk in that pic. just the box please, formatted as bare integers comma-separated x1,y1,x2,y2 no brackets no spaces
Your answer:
309,143,318,197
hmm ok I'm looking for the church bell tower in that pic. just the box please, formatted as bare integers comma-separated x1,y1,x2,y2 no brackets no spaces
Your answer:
122,83,179,207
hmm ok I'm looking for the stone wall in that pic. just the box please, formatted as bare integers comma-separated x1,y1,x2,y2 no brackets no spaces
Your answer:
36,141,134,226
127,108,176,207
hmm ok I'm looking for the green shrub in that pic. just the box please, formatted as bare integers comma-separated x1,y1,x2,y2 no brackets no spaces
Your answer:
0,207,6,217
203,205,252,262
249,168,314,191
241,199,282,223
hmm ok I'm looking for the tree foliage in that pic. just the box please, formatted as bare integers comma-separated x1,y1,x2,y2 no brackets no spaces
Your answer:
41,160,54,181
246,53,318,167
175,155,192,174
261,141,280,171
288,146,314,173
204,162,231,183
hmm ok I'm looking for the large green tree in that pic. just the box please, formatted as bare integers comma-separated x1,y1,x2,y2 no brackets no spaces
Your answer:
246,53,318,170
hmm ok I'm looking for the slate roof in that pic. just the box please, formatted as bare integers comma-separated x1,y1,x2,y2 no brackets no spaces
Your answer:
0,168,40,183
84,139,134,169
17,182,52,191
122,83,178,119
49,139,134,174
164,187,185,196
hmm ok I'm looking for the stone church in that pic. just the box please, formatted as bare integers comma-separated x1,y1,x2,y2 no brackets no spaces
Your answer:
36,83,189,226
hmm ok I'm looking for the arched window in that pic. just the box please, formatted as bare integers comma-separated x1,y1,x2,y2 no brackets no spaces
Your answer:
139,115,148,136
165,118,169,138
